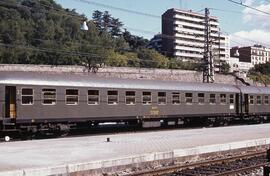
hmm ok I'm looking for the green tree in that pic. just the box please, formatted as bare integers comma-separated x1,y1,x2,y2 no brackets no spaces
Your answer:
92,10,103,31
106,50,128,67
138,49,169,68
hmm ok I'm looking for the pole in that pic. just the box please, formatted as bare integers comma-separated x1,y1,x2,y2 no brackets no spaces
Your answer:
203,8,214,83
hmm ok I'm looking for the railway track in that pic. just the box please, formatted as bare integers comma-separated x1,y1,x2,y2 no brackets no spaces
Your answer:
124,150,269,176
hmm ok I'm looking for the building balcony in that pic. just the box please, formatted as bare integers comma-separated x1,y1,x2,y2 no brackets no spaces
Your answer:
173,14,219,26
175,39,204,47
175,33,205,41
174,21,219,32
174,51,203,58
174,27,205,35
175,45,204,52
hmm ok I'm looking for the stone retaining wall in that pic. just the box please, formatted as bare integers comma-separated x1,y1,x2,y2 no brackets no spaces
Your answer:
0,64,257,86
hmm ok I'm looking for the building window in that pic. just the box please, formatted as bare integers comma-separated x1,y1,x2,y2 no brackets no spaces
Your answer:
198,93,205,104
210,94,216,104
257,95,262,105
142,92,151,105
220,94,226,104
88,90,99,105
108,91,118,105
265,96,269,105
66,89,79,105
158,92,166,105
42,89,56,105
249,95,254,105
185,93,193,104
126,91,136,105
230,94,234,104
172,92,180,105
21,88,34,105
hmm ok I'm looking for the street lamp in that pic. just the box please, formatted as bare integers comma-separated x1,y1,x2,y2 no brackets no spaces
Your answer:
80,21,89,31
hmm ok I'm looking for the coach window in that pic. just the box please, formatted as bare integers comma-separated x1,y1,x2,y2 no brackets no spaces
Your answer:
257,95,262,105
158,92,166,105
66,89,79,105
265,96,269,105
21,88,34,105
230,94,234,104
185,93,193,104
88,90,99,105
172,92,180,105
142,92,151,105
220,94,226,105
198,93,205,104
126,91,136,105
108,91,118,105
249,95,254,105
42,89,56,105
210,94,216,104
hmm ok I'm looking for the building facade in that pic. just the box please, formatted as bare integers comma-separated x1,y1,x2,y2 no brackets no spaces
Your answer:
161,8,229,62
222,57,253,74
230,45,270,66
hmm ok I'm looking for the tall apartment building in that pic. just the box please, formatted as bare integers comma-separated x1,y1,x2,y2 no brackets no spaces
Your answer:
161,8,229,62
230,45,270,66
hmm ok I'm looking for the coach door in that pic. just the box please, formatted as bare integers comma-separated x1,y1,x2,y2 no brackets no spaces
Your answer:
243,94,249,114
5,86,16,119
235,93,240,115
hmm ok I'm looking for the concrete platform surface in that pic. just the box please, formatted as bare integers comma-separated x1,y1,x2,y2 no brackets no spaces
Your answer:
1,124,270,175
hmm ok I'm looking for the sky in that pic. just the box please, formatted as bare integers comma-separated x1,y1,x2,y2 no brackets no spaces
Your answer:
55,0,270,47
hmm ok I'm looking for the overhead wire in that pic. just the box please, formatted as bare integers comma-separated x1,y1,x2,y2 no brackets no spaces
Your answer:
227,0,270,16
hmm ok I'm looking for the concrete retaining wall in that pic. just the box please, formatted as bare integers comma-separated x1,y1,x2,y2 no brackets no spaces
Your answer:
0,64,257,85
1,138,269,176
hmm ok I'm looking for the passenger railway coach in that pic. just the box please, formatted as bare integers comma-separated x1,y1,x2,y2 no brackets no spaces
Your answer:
0,71,270,136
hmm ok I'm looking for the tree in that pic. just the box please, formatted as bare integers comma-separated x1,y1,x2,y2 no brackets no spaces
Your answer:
248,62,270,86
137,49,169,68
106,50,128,67
123,29,148,49
219,62,230,74
110,18,123,37
92,10,103,31
102,11,111,33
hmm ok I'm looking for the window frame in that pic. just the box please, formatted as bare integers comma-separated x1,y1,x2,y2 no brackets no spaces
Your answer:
209,93,216,105
265,95,269,105
125,91,136,105
21,87,34,105
65,89,79,105
142,91,152,105
220,94,227,105
42,88,56,105
257,95,262,105
157,92,167,105
249,95,254,105
87,90,100,105
198,93,205,105
107,90,119,105
229,94,234,104
185,93,193,104
172,92,180,105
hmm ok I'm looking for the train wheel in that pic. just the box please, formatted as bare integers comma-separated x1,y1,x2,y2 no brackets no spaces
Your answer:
4,136,10,142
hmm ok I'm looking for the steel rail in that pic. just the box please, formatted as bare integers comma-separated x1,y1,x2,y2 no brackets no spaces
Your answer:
124,150,268,176
209,163,268,176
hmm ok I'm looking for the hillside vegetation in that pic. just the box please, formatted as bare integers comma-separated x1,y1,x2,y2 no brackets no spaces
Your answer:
249,62,270,86
0,0,194,70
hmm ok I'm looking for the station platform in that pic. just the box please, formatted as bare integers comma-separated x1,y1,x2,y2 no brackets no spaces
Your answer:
1,124,270,176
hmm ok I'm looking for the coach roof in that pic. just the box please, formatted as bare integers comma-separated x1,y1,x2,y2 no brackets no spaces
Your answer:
0,71,240,93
